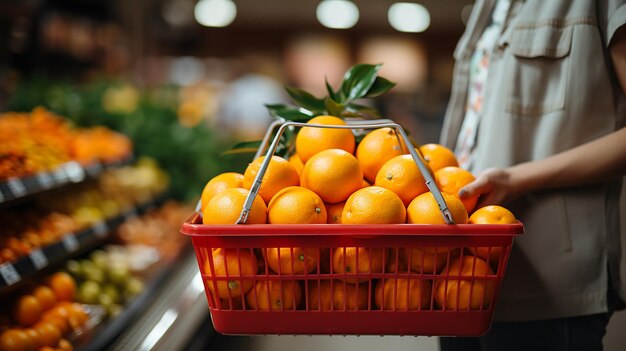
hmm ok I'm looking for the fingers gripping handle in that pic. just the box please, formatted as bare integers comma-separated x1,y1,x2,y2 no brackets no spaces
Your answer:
236,120,455,224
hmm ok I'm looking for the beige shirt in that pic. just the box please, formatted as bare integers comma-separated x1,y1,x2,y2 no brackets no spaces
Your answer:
441,0,626,321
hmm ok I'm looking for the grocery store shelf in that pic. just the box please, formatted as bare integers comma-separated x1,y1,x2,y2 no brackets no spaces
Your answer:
0,157,132,206
100,251,209,351
0,192,166,294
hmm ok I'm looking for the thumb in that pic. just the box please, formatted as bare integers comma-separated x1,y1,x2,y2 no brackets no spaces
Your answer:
459,176,491,199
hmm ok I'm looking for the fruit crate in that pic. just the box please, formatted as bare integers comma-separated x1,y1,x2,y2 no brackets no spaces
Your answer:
180,120,524,336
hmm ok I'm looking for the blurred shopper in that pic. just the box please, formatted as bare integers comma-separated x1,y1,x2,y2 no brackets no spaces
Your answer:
439,0,626,350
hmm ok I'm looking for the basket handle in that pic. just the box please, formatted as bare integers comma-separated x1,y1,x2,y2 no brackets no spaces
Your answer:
237,120,455,225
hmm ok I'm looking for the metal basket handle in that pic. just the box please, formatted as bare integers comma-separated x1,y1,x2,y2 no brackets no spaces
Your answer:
237,120,455,224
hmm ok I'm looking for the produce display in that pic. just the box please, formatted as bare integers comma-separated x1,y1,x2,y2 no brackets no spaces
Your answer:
116,201,192,261
0,104,191,350
189,65,521,319
65,248,146,319
0,107,132,180
0,161,169,265
0,272,89,351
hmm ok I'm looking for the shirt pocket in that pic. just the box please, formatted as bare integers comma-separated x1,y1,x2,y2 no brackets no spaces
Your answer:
505,24,573,117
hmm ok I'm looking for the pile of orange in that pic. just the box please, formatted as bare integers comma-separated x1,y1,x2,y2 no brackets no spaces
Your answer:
0,272,87,351
197,116,518,312
0,107,133,180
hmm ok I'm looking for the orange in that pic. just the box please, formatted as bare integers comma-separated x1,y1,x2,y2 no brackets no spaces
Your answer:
399,248,450,274
264,247,318,275
246,280,302,310
202,188,267,225
288,154,304,177
295,116,355,163
23,328,40,349
58,339,73,351
326,202,345,224
65,303,88,330
200,172,244,211
435,166,478,213
46,272,76,302
374,154,431,206
307,280,369,311
375,278,432,310
342,187,406,224
435,256,496,310
204,248,258,299
33,286,57,312
243,156,300,204
33,322,61,347
407,192,468,225
0,329,33,351
40,315,68,335
267,186,327,224
468,206,517,264
13,295,43,327
356,128,406,183
361,179,370,188
301,149,363,204
418,143,459,173
220,297,244,310
332,247,385,283
385,249,408,273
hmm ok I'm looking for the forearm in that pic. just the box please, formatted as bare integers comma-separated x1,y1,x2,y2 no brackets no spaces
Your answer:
509,127,626,193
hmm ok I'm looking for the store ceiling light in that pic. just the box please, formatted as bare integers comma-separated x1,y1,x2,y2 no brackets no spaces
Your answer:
388,2,430,33
194,0,237,27
316,0,359,29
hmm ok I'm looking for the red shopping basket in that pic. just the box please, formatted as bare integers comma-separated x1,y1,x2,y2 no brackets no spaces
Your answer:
181,120,524,336
182,215,523,336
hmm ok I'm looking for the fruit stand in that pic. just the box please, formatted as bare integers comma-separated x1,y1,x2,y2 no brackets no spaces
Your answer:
0,107,206,351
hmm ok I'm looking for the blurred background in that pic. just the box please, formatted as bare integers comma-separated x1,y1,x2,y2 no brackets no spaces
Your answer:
0,0,624,350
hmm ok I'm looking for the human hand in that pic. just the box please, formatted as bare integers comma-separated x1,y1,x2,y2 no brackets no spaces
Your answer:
458,167,526,208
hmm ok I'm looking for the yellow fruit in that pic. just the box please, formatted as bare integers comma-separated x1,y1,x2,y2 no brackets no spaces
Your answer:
435,256,496,310
342,186,406,224
288,154,304,176
326,202,345,224
419,143,459,173
468,206,517,264
356,128,406,182
243,156,300,204
203,188,267,224
375,154,431,206
267,186,327,224
246,280,302,310
264,247,318,275
200,172,244,211
407,192,468,225
13,295,42,327
204,248,257,299
435,167,478,213
332,247,385,283
399,247,451,274
301,149,363,203
296,116,355,163
375,278,432,310
307,280,369,310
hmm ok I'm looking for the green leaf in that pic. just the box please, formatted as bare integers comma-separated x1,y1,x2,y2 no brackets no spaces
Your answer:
325,77,339,102
284,86,326,113
345,103,381,119
221,147,259,156
221,140,262,156
266,104,313,121
340,64,381,101
324,98,344,117
363,77,396,98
